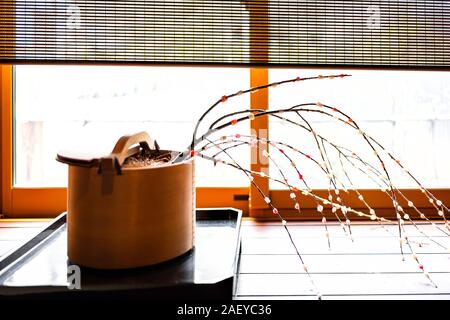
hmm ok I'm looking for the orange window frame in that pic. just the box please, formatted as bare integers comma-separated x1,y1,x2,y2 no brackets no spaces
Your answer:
1,64,449,219
0,64,250,218
247,69,448,220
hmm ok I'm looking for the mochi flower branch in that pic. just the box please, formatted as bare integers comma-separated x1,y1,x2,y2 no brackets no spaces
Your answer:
172,74,447,298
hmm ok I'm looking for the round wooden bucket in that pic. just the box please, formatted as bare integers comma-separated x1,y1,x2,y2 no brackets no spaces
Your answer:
57,132,195,269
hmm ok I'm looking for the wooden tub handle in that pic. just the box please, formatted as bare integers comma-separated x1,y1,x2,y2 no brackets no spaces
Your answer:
109,132,160,169
57,132,160,175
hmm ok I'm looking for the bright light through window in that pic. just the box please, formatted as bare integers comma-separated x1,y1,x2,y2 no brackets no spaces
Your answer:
14,66,250,187
269,69,450,189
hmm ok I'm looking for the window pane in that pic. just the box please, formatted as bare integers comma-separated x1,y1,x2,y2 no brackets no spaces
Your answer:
14,66,250,187
269,69,450,189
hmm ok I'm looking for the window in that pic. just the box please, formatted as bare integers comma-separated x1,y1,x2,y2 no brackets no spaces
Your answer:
269,69,450,190
14,65,250,188
2,2,450,219
1,65,252,217
2,65,450,218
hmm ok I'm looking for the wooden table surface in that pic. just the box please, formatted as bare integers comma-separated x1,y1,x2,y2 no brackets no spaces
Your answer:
0,220,49,258
235,219,450,300
1,218,450,300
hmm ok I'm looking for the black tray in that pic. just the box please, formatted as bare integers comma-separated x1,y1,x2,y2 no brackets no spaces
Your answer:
0,208,242,300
